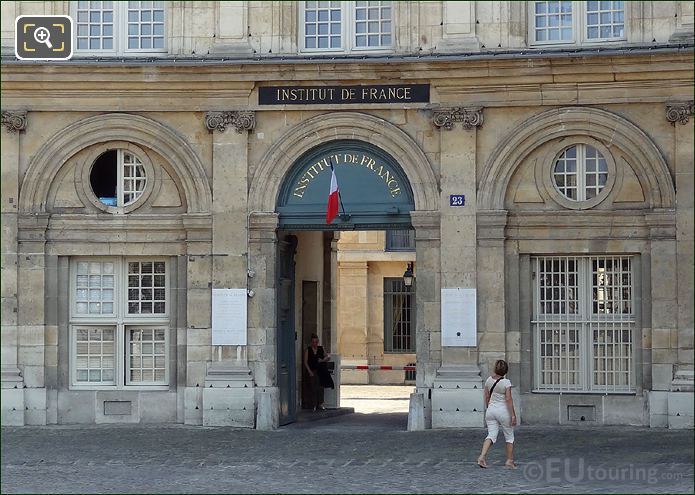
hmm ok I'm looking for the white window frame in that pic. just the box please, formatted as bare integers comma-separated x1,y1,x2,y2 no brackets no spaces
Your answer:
69,257,170,390
552,143,609,202
531,255,636,394
72,1,167,56
528,1,627,46
299,1,394,54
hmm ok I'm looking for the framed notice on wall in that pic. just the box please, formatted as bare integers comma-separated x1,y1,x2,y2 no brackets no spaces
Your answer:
212,288,247,346
441,288,477,347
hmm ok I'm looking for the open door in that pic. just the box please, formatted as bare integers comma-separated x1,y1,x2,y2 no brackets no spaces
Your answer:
277,234,298,425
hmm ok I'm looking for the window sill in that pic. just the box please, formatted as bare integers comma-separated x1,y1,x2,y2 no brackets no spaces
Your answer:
69,385,170,392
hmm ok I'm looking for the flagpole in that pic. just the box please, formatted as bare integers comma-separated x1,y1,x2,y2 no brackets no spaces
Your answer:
329,156,348,218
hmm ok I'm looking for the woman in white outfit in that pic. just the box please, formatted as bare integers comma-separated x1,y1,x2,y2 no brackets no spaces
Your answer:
477,359,517,469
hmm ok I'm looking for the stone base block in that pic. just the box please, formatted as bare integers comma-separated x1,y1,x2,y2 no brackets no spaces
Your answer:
407,392,425,431
1,388,25,426
184,386,203,425
431,365,484,428
202,388,255,427
668,391,694,429
255,386,279,430
648,390,669,428
24,388,46,425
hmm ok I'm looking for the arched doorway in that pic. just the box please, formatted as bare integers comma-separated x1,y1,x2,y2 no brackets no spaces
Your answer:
276,140,416,425
247,112,440,429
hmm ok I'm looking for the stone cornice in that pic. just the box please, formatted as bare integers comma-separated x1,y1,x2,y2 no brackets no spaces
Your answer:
666,100,694,125
205,111,256,133
477,210,508,241
249,212,280,238
432,106,483,130
1,110,27,133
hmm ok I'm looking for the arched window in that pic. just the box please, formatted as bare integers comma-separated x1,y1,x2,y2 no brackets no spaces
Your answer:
89,149,147,208
553,144,609,202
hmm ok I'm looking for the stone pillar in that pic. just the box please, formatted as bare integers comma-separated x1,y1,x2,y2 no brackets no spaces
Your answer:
248,212,279,427
644,211,680,427
1,111,27,425
438,1,481,51
17,215,49,425
667,100,694,428
430,107,484,428
477,211,509,378
201,111,256,427
410,210,441,429
181,215,213,425
336,261,369,385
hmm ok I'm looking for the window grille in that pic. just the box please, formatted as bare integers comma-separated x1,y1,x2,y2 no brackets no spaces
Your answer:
386,229,415,251
384,277,415,353
70,257,169,388
532,255,635,392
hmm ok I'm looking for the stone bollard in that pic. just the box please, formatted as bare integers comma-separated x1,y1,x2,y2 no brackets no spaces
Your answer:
256,389,274,430
407,392,425,431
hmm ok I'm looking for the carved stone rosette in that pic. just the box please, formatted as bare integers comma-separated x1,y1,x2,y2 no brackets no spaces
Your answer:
205,111,256,133
432,107,483,130
1,110,27,133
666,101,694,125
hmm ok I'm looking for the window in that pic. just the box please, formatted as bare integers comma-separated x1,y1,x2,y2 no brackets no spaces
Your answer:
74,1,165,54
553,144,608,201
386,230,415,251
70,258,169,388
384,277,415,353
89,149,147,208
301,1,393,52
532,256,635,393
531,1,625,45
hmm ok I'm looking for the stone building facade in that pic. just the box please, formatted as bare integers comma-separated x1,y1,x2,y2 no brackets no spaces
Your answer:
1,1,693,429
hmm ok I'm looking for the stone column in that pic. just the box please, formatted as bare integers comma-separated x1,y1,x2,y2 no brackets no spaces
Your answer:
248,212,279,427
429,107,485,428
666,100,694,428
410,210,441,429
200,111,256,427
438,1,481,52
1,111,27,425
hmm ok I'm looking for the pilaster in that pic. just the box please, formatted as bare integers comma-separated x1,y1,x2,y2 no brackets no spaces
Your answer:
199,111,256,427
1,113,26,425
668,100,694,428
431,106,484,428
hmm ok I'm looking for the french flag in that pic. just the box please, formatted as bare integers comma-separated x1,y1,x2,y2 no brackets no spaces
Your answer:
326,162,340,224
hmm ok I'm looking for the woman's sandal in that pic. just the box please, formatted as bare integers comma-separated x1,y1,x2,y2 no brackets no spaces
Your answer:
504,460,517,469
477,456,488,469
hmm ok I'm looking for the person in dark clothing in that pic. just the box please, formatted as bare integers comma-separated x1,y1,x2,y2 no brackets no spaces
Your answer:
304,333,334,411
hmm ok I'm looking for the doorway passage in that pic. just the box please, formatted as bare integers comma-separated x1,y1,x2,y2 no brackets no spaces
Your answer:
276,229,416,426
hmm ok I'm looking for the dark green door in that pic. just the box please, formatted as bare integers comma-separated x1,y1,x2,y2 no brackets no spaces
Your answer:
277,234,298,425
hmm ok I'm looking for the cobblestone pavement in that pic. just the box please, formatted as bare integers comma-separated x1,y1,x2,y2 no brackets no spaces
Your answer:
2,414,693,494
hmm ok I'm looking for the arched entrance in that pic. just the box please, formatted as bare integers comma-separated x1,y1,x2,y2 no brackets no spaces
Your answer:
247,112,440,429
275,140,416,424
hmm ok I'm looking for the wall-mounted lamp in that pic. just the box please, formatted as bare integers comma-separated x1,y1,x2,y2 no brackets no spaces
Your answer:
403,262,414,289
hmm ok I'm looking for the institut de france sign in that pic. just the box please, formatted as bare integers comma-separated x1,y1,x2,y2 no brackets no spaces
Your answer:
259,84,430,105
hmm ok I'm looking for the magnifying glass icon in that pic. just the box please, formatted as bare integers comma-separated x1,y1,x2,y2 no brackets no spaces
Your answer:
33,27,53,49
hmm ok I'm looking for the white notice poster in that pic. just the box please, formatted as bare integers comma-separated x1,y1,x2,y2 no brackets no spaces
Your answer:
441,288,477,347
212,288,247,346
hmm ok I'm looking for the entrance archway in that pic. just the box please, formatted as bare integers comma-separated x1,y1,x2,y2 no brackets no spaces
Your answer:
247,112,440,428
276,139,416,425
